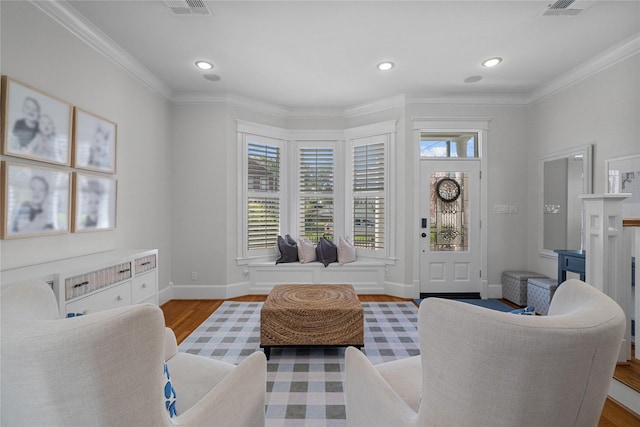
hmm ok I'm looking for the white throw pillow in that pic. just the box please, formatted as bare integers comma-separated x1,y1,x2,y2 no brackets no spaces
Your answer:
298,239,317,263
338,236,356,264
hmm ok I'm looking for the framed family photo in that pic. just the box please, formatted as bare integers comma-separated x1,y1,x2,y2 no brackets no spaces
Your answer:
1,161,71,239
72,173,117,232
1,76,72,166
73,108,117,174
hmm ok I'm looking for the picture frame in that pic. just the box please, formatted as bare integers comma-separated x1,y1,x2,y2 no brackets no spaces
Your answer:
73,108,117,174
606,153,640,218
1,76,72,166
72,172,117,232
1,161,71,239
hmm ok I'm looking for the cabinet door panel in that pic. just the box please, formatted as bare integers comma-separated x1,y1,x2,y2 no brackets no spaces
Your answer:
133,271,157,303
66,281,132,316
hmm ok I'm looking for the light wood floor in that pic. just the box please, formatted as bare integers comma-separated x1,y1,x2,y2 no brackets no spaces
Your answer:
161,295,640,427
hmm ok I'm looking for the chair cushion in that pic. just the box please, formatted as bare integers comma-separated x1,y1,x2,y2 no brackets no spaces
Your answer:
375,355,422,412
166,352,235,414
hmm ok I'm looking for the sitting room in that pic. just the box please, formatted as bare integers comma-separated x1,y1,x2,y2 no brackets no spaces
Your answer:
1,1,639,426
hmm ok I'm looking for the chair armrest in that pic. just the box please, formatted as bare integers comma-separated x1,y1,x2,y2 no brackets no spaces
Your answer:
170,351,267,427
2,304,171,427
345,347,417,427
164,327,178,361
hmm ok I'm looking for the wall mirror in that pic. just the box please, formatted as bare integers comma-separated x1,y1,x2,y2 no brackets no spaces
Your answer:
539,144,592,257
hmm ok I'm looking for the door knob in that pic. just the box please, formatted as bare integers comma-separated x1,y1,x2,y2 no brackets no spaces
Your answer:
421,232,427,238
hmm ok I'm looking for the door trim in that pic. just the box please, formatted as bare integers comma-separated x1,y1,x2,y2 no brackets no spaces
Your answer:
411,118,490,299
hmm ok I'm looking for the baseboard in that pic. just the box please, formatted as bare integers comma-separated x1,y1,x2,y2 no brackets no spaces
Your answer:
158,284,173,305
163,281,495,302
383,281,414,298
165,281,413,300
609,378,640,416
420,292,481,299
249,283,386,295
169,282,250,299
487,283,503,299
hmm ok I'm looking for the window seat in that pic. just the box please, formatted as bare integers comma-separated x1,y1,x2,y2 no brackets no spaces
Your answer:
247,259,387,294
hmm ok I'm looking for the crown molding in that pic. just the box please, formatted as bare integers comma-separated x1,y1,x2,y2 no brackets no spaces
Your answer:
405,93,529,106
528,32,640,104
411,117,492,131
37,2,639,117
343,94,408,118
31,1,173,100
172,91,292,117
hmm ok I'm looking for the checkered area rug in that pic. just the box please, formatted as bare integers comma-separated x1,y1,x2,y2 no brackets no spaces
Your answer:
178,301,419,427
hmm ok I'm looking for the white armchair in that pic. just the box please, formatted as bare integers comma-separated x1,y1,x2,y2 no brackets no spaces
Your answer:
345,279,626,427
1,280,266,426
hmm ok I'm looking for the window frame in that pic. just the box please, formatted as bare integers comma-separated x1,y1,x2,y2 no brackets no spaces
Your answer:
237,121,289,262
345,127,394,260
237,120,396,264
294,140,337,244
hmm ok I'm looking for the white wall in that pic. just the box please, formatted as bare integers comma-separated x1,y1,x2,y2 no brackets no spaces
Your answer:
0,2,174,292
169,100,530,295
404,104,529,289
170,103,231,294
526,53,640,279
2,2,637,300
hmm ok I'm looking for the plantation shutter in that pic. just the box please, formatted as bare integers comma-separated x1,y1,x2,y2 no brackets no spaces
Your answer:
353,142,385,250
299,147,334,243
247,142,280,250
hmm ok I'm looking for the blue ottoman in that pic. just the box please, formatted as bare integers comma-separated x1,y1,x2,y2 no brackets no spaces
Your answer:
527,278,558,316
502,271,548,306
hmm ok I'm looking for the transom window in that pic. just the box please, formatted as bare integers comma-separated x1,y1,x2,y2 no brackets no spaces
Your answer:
420,132,478,158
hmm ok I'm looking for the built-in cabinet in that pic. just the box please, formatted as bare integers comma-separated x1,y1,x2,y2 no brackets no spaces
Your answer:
0,249,158,318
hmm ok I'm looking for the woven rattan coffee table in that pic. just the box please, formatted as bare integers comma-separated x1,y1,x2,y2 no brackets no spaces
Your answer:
260,284,364,359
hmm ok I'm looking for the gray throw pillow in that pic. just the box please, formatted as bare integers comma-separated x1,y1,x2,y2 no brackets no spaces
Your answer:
316,237,338,267
276,234,299,264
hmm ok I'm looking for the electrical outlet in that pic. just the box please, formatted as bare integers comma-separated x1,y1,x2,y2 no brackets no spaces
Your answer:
493,204,509,214
191,271,198,281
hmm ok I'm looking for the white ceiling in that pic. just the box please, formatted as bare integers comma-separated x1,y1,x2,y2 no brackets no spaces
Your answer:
63,0,640,110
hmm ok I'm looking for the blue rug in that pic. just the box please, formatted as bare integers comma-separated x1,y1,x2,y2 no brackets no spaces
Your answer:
413,298,514,312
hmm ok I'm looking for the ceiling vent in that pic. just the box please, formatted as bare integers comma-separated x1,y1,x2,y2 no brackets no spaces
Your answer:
165,0,211,16
542,0,595,16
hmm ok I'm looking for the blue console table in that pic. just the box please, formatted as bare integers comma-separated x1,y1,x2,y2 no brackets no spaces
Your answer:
553,249,586,285
554,249,635,287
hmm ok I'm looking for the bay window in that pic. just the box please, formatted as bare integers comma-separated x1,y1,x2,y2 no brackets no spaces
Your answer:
238,120,395,262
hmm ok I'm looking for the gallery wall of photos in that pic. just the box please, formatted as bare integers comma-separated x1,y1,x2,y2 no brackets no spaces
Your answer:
0,76,118,239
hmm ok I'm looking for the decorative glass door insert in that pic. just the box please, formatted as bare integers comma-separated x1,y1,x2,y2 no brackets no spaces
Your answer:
430,172,468,252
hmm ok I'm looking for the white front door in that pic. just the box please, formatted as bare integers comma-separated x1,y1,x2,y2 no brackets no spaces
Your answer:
419,160,481,295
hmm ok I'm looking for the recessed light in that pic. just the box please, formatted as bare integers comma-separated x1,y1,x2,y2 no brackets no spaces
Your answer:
203,74,221,82
377,61,394,71
482,57,502,68
464,75,483,83
195,60,214,70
